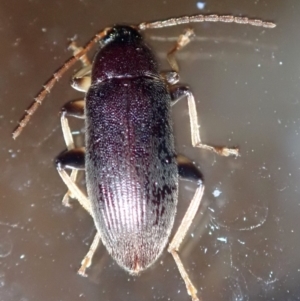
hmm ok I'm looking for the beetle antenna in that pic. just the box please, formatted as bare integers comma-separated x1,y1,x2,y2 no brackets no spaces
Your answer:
139,14,276,30
12,27,111,140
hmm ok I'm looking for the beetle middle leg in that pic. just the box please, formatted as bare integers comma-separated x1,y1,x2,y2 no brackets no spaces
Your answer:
169,154,205,301
59,99,85,206
171,85,239,156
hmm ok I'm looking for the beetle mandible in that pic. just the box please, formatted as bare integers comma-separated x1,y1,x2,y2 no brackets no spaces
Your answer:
13,14,276,301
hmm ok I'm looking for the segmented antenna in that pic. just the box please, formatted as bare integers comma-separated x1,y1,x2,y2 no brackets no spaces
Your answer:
12,27,111,139
13,14,275,139
139,14,276,30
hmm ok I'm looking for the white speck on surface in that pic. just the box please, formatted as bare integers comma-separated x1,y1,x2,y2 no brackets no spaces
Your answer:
217,237,227,243
212,188,222,197
196,1,206,9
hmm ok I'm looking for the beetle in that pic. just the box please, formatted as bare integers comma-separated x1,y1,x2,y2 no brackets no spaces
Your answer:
13,14,275,301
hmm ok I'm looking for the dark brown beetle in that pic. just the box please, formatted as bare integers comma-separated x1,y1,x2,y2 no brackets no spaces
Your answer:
13,14,275,301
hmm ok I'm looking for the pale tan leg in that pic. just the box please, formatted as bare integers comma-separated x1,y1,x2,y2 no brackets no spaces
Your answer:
166,29,239,157
60,49,91,206
57,168,91,214
186,91,239,156
71,65,92,92
60,112,79,207
78,232,101,277
59,43,99,275
167,28,195,73
168,185,205,301
61,171,78,207
68,40,91,67
57,163,102,277
68,41,92,92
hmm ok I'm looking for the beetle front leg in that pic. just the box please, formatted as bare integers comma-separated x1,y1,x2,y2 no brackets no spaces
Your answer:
71,65,92,92
167,28,195,73
169,154,204,301
68,40,91,67
68,40,92,92
171,85,239,157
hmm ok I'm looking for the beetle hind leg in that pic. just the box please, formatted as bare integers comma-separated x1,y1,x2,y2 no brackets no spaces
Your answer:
169,154,205,301
78,232,101,277
55,159,102,276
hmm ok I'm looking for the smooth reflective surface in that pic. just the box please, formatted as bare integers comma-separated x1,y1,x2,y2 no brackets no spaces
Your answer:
1,0,299,300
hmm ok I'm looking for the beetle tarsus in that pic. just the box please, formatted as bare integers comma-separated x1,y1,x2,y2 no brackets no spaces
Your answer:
78,233,101,277
195,143,240,157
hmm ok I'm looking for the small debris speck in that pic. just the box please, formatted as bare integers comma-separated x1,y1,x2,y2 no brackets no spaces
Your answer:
196,1,206,9
212,188,222,197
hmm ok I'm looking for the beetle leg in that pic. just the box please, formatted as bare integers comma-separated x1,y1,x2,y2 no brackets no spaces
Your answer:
56,150,102,277
161,71,180,86
60,100,85,206
68,41,92,92
168,154,204,301
56,151,91,214
71,65,92,92
56,147,85,170
68,40,91,67
170,85,239,157
167,28,195,73
78,232,101,277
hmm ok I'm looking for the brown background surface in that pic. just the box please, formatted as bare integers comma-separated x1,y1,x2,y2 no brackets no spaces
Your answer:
1,0,298,300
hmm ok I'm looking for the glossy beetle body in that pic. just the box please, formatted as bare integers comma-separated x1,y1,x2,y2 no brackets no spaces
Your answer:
13,14,275,301
86,26,178,273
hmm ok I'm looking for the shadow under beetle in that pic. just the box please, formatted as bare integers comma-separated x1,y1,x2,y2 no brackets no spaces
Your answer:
13,14,275,301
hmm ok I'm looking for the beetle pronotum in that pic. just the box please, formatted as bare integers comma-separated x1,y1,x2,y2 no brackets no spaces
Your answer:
13,14,275,301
